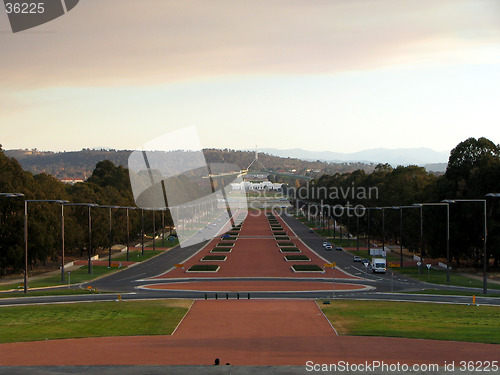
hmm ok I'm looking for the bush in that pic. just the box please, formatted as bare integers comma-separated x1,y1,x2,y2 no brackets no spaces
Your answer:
279,247,301,253
284,255,310,261
187,265,220,272
201,255,227,261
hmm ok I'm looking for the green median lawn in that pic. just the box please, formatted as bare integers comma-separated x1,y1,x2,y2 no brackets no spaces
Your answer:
402,289,500,297
0,288,103,299
320,300,500,344
395,267,500,290
0,265,122,291
153,238,179,247
0,300,192,343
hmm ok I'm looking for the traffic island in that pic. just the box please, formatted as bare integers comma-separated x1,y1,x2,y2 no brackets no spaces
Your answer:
216,242,235,247
274,236,290,241
220,236,237,241
279,247,301,253
210,248,232,253
186,265,220,272
277,242,295,247
284,255,310,261
201,255,227,261
291,264,324,273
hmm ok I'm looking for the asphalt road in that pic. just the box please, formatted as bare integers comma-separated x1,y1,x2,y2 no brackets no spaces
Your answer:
1,212,499,306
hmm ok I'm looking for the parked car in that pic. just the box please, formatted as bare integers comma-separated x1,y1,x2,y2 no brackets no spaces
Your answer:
309,229,314,233
335,246,343,251
353,256,362,262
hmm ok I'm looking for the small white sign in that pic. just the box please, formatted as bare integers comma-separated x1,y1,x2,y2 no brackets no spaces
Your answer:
426,264,432,269
417,261,421,266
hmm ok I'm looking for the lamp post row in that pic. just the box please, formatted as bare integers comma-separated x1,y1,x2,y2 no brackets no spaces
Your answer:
0,194,170,293
299,194,500,294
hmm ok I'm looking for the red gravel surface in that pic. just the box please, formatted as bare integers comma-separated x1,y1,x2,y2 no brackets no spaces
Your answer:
151,214,357,280
0,300,498,366
142,280,369,292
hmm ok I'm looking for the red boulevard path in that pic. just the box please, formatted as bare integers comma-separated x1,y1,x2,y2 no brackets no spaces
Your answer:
150,213,359,281
1,300,498,366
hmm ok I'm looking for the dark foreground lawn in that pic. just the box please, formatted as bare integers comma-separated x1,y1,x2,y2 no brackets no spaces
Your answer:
0,300,192,343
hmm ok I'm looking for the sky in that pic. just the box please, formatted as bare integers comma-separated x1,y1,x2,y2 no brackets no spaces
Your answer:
1,0,499,154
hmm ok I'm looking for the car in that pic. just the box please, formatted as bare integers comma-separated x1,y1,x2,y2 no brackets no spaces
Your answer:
325,245,333,250
353,256,361,262
361,258,370,265
322,242,328,247
335,246,343,251
309,229,314,233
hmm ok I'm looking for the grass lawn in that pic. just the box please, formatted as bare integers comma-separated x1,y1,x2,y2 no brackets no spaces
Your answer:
0,288,105,299
395,267,500,290
187,265,219,272
0,266,122,291
114,249,164,262
279,247,301,253
0,300,192,343
201,255,227,261
284,255,310,261
292,264,324,272
402,289,500,297
320,300,500,344
153,238,179,247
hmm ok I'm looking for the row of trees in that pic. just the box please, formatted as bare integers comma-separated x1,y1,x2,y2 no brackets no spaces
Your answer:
0,151,172,276
291,137,500,268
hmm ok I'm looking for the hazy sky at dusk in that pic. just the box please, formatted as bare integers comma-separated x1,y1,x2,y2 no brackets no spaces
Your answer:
1,0,499,153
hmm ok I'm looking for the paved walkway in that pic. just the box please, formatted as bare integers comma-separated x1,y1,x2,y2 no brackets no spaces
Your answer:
0,300,498,367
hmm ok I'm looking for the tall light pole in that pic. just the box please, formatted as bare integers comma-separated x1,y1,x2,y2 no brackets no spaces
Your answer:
365,207,381,255
415,202,450,282
141,208,145,255
63,203,99,277
161,209,165,247
24,199,68,293
96,205,119,268
446,198,488,294
122,207,138,261
412,204,425,275
392,206,421,269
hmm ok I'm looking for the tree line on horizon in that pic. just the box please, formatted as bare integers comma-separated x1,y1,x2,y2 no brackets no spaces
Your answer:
293,137,500,269
0,137,499,276
6,148,376,180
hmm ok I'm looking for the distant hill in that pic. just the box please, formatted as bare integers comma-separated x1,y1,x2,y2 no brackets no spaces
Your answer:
5,148,376,180
258,147,449,168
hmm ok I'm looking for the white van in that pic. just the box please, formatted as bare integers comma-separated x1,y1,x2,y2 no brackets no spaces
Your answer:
371,258,387,273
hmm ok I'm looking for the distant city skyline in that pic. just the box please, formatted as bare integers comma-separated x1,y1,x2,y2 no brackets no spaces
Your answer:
1,0,499,153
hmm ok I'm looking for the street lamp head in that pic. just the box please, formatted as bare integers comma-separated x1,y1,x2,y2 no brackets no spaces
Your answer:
441,200,455,204
412,204,423,207
486,193,500,198
0,193,24,198
392,206,400,210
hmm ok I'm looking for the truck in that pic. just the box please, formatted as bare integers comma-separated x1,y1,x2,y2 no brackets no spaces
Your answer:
371,258,387,273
